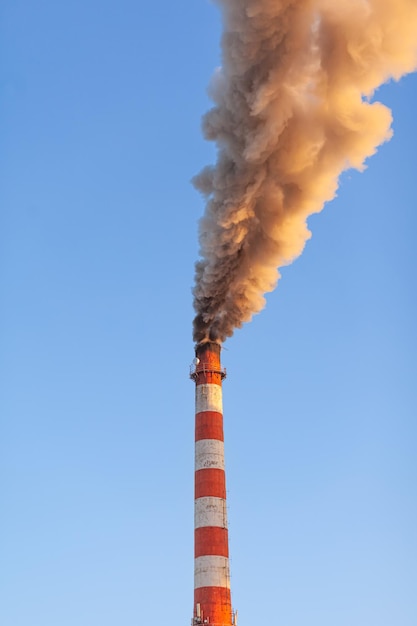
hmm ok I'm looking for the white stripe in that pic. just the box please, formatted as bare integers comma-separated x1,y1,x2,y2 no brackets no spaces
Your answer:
194,555,230,589
196,384,223,414
195,496,228,529
195,439,225,472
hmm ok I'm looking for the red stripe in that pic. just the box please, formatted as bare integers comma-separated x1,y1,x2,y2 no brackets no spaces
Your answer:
195,527,229,558
195,412,224,441
195,343,222,387
194,587,232,625
195,468,226,499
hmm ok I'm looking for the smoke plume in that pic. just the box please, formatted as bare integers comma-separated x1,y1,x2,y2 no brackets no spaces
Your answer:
192,0,417,344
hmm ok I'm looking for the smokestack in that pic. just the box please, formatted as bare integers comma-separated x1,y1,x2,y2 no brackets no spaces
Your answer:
190,342,235,626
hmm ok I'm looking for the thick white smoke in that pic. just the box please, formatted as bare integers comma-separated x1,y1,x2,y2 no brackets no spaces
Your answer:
193,0,417,344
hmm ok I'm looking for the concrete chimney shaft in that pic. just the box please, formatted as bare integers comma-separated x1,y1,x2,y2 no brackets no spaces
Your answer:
190,342,234,626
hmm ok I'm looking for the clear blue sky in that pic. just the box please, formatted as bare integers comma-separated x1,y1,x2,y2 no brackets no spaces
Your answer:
1,2,416,625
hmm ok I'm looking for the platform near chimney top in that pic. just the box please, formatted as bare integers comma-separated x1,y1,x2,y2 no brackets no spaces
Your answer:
189,361,227,382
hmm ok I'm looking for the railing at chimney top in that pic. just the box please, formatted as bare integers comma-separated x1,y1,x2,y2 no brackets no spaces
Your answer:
189,362,227,381
191,610,238,626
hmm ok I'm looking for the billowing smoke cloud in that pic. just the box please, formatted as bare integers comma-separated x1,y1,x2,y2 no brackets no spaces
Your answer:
192,0,417,344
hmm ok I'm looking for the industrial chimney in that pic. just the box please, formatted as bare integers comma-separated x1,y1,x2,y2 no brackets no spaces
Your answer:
190,342,237,626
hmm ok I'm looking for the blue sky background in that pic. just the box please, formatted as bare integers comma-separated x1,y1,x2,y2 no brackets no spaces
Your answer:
1,2,416,625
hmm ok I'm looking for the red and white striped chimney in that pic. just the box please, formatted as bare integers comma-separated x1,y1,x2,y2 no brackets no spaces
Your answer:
190,341,236,626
